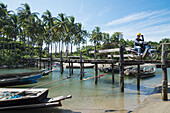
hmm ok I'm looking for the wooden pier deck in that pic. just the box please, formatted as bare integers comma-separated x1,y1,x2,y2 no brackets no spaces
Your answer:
36,43,170,101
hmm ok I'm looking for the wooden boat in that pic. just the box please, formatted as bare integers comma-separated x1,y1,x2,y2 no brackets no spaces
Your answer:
0,72,44,86
43,70,53,76
99,65,132,73
124,67,156,78
0,88,72,110
0,69,45,78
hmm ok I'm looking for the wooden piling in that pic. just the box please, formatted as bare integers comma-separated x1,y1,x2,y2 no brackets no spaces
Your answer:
60,51,63,74
40,58,41,69
111,55,114,84
80,51,83,80
94,46,98,84
71,52,73,74
137,64,140,90
37,59,38,67
162,44,168,101
111,63,114,84
119,45,124,92
43,61,45,69
69,58,71,77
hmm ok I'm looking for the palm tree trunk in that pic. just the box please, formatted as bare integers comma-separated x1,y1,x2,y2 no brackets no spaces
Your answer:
59,41,60,55
50,38,53,70
28,36,30,57
14,36,17,59
31,43,34,66
3,35,5,57
55,42,57,57
7,37,9,53
23,33,26,55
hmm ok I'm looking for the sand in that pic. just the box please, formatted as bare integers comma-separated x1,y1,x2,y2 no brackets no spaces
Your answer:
133,83,170,113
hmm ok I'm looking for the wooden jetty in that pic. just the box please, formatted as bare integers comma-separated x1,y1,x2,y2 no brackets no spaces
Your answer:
36,43,170,101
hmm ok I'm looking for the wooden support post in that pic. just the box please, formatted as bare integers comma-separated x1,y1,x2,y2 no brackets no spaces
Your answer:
48,59,50,70
43,61,44,68
162,44,168,101
82,62,84,77
69,58,71,77
119,45,124,92
94,46,98,84
95,63,98,84
112,63,114,84
60,51,63,74
37,59,38,67
40,58,41,69
80,51,83,80
111,55,114,84
137,64,140,90
71,62,73,74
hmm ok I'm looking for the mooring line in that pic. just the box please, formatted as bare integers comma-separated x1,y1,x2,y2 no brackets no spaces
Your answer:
0,72,86,100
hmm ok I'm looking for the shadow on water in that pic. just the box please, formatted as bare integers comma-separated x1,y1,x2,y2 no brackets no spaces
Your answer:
3,108,81,113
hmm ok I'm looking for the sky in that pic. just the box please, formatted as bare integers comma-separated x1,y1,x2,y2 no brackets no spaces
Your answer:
1,0,170,51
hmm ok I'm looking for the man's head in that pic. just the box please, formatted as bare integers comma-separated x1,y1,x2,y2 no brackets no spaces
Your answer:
137,33,141,39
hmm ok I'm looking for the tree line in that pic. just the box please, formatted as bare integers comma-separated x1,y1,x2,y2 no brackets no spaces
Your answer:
0,3,169,67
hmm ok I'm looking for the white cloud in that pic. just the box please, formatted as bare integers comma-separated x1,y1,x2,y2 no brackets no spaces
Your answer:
106,10,168,26
103,9,170,42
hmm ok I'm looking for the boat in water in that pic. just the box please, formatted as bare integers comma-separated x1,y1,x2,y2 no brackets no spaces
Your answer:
0,69,45,78
0,88,72,110
0,72,44,86
124,67,156,78
99,65,133,73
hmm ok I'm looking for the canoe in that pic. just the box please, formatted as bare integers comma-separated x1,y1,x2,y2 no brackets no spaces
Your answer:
0,69,45,78
0,72,44,86
0,88,72,110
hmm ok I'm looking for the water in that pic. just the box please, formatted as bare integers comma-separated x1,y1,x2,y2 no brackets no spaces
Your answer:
0,66,170,113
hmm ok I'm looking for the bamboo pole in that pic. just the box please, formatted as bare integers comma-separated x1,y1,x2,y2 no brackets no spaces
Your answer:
162,44,168,101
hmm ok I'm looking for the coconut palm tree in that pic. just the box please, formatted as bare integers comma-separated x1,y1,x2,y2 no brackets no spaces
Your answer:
0,3,8,57
17,3,39,59
90,27,103,59
7,14,21,59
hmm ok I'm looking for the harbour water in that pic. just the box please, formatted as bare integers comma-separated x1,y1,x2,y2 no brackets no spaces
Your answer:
0,66,170,113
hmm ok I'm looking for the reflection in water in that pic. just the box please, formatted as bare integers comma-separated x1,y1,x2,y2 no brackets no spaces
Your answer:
0,67,169,113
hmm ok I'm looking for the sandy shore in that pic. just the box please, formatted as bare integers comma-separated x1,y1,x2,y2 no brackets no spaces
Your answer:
133,83,170,113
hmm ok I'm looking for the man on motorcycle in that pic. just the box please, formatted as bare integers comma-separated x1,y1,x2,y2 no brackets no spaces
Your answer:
134,33,144,55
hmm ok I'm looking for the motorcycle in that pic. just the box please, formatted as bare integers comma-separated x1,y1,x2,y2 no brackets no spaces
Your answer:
128,41,158,60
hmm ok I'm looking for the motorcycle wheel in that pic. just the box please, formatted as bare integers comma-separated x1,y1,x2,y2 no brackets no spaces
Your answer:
149,51,158,60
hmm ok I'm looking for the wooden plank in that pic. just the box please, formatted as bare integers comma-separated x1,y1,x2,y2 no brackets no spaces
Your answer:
108,54,129,58
0,102,61,110
89,47,131,53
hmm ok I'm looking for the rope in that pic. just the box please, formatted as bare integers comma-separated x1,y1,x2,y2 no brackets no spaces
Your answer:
0,72,86,100
50,77,95,89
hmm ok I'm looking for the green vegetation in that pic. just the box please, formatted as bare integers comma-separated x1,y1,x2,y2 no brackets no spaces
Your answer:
0,3,169,67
